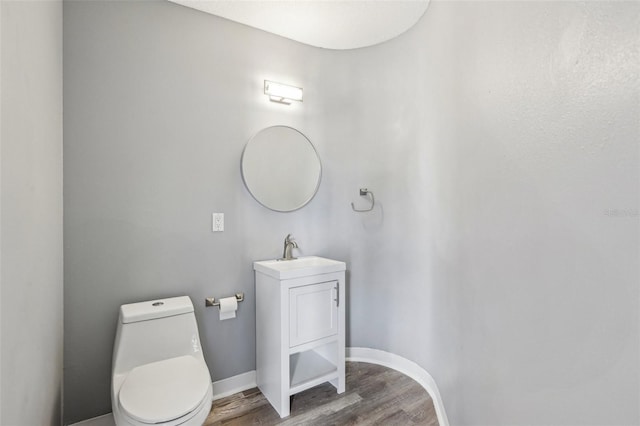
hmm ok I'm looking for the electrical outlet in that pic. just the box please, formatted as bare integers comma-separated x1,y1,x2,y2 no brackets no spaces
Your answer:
212,213,224,232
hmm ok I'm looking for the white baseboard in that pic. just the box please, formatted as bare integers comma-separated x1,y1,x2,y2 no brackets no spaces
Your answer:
68,413,115,426
347,347,450,426
211,369,257,400
70,348,447,426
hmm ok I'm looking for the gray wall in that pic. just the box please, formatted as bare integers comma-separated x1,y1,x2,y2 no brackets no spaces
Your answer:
1,1,64,425
63,1,335,423
333,1,639,424
64,1,639,425
448,3,639,422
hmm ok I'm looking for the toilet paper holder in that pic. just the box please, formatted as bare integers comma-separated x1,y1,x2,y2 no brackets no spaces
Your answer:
205,293,244,308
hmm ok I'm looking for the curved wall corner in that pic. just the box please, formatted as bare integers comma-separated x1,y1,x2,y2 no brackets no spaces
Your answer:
347,347,449,426
324,1,639,424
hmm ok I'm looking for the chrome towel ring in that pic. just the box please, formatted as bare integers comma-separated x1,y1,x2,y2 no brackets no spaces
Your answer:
351,188,375,212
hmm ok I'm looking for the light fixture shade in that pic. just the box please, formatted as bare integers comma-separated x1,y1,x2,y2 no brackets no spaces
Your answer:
264,80,303,104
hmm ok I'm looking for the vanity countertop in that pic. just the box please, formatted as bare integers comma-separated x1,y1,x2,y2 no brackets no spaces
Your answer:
253,256,346,280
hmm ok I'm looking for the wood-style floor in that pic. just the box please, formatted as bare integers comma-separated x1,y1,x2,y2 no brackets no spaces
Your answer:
204,361,439,425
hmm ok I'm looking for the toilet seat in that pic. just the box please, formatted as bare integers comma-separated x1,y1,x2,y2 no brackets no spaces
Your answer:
118,355,211,424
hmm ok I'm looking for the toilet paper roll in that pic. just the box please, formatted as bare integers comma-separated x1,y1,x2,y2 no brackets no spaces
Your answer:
218,296,238,321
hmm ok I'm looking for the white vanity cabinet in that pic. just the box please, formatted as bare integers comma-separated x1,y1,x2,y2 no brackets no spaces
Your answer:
254,256,346,418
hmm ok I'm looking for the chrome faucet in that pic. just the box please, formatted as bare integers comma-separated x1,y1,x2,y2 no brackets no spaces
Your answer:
281,234,298,260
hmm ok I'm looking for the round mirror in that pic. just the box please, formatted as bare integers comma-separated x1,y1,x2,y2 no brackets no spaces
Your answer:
241,126,322,212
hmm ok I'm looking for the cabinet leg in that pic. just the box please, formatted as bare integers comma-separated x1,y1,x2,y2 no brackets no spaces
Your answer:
279,403,290,418
277,395,290,418
330,377,346,394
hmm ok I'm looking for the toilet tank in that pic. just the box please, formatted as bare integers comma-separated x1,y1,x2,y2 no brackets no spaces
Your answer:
112,296,207,375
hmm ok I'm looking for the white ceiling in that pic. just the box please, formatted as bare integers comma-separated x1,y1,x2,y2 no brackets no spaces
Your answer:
168,0,430,50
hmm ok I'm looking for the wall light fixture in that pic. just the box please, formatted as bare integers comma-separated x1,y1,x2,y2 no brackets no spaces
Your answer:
264,80,303,104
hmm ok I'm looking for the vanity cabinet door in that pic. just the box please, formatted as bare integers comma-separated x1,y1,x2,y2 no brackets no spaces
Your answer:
289,281,338,348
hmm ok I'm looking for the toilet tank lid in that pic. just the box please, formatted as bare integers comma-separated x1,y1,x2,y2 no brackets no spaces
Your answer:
120,296,194,324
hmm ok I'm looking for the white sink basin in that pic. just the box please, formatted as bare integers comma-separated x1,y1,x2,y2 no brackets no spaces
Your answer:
254,256,346,280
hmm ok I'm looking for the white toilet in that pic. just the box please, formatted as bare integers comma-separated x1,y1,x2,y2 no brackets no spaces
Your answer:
111,296,213,426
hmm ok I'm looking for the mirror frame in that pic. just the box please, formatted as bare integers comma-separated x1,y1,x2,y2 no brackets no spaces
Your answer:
241,125,322,212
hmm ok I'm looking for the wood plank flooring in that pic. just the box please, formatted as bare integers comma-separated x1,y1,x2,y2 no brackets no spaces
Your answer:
204,361,439,426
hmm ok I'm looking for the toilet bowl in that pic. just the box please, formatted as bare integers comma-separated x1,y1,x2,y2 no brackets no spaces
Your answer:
112,296,213,426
